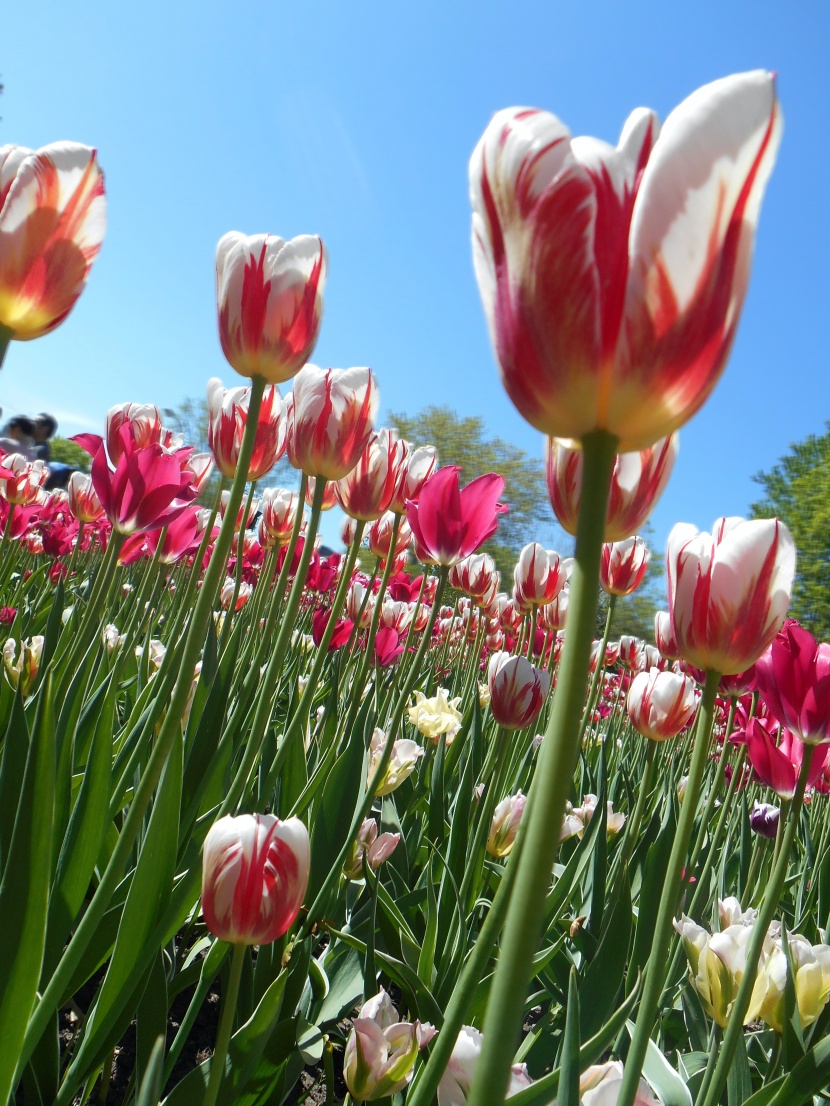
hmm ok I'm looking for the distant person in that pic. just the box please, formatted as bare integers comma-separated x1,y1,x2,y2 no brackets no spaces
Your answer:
32,413,58,463
0,415,36,460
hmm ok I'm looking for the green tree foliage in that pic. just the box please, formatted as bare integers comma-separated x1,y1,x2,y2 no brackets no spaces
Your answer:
50,438,91,472
389,405,560,577
750,422,830,641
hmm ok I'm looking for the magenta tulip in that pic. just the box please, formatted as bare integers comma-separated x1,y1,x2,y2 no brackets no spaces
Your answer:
406,466,506,568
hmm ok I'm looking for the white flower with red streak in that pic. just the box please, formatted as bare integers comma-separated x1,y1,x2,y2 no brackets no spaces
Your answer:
627,667,698,742
286,364,379,480
470,72,782,450
207,376,286,480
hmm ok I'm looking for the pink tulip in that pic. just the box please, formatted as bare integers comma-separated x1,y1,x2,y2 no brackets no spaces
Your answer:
375,627,406,667
144,506,202,564
287,365,378,480
754,621,830,746
667,517,796,675
627,667,698,742
601,536,650,597
744,719,830,799
488,652,550,730
0,142,106,340
90,432,198,536
216,232,326,383
470,72,782,450
335,428,406,521
312,607,353,651
207,376,285,480
201,813,309,945
406,466,507,568
545,435,678,541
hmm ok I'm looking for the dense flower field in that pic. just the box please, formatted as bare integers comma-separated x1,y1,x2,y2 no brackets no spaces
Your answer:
2,68,829,1106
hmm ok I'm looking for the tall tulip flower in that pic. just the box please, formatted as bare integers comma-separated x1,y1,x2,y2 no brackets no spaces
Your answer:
627,667,697,742
286,365,378,480
207,376,286,480
334,428,406,520
667,517,796,675
0,142,106,346
488,652,551,730
470,72,782,450
216,232,326,383
545,435,678,541
201,813,310,945
389,443,439,514
600,536,650,597
406,466,506,567
66,471,104,523
754,621,830,746
513,542,569,608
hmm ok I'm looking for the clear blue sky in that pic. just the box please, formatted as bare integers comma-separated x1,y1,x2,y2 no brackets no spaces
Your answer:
3,0,828,567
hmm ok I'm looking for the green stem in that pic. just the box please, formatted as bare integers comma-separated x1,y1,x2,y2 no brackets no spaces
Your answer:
0,323,12,370
697,743,816,1106
203,943,246,1106
578,595,616,744
613,738,656,884
466,429,618,1106
615,668,720,1106
219,480,257,654
18,377,267,1075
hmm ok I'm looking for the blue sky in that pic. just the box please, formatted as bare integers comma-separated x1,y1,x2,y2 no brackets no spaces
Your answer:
2,0,828,568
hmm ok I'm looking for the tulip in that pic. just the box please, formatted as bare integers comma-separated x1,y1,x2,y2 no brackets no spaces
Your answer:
344,818,400,880
64,471,102,524
667,517,796,675
487,791,526,857
0,453,48,506
450,552,499,603
718,897,757,929
388,442,439,514
0,142,106,342
406,466,506,567
305,475,338,511
749,800,780,839
674,917,757,1027
627,667,698,742
343,990,432,1101
408,688,463,742
512,542,569,608
368,511,412,561
335,428,406,520
206,376,285,480
744,719,829,799
488,652,550,730
545,435,678,541
220,577,253,611
2,636,44,695
285,365,378,480
367,728,425,795
437,1026,531,1106
470,72,781,450
90,436,197,537
219,489,259,531
201,813,309,945
311,607,353,651
750,932,830,1032
754,621,830,746
259,488,301,546
601,536,650,597
216,231,326,383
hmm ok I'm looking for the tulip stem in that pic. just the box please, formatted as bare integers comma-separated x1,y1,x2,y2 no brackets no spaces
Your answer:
696,743,815,1106
466,429,617,1106
578,595,616,744
615,669,720,1106
0,324,12,370
203,942,246,1106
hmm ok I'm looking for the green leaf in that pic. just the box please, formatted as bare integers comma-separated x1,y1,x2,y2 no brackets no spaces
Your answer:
767,1033,830,1105
726,1030,753,1106
0,687,29,865
630,793,676,979
558,968,581,1106
314,943,364,1026
136,951,169,1091
428,732,447,845
579,869,632,1041
0,672,56,1104
626,1022,692,1106
136,1036,166,1106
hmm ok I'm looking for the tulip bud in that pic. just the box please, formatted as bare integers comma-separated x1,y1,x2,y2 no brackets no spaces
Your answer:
67,471,104,523
750,931,830,1033
667,517,796,674
512,543,570,609
260,488,301,546
367,728,424,796
335,428,407,521
600,536,650,597
0,142,106,341
215,231,326,383
2,635,44,695
368,511,412,560
344,818,400,880
488,652,550,730
388,442,439,514
487,791,526,857
201,813,309,945
749,800,780,840
754,621,830,746
0,454,49,506
343,990,432,1101
627,667,698,742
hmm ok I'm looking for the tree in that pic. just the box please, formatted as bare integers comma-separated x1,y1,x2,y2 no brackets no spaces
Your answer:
50,438,91,472
750,423,830,641
389,405,562,577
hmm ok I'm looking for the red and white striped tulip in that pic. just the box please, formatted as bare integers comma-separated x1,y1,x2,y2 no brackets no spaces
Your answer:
207,376,285,480
368,511,412,561
287,365,378,480
654,610,681,661
513,542,570,609
600,536,650,597
0,142,106,340
545,435,678,540
216,232,326,383
470,72,782,449
627,667,698,741
488,652,551,730
389,442,439,514
0,454,48,505
260,488,301,546
335,428,406,521
450,552,499,603
667,517,796,675
201,813,309,945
